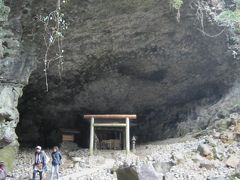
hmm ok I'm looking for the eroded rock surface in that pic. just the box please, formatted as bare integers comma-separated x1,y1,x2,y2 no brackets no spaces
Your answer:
15,0,240,147
0,0,35,171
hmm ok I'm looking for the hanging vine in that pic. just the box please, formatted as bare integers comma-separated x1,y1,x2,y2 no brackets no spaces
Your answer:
189,0,226,37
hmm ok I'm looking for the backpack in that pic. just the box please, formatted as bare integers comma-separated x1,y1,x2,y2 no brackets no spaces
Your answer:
41,151,50,164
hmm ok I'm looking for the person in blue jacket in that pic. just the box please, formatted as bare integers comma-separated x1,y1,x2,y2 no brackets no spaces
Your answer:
50,146,62,180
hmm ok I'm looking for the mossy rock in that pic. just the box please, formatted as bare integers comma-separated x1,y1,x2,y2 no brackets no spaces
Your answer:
0,0,10,22
116,167,138,180
230,173,240,180
0,145,18,172
215,119,232,132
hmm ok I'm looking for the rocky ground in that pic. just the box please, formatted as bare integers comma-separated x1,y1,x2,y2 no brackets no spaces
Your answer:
9,112,240,180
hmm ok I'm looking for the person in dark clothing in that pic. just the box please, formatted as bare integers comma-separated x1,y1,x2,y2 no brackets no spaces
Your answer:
33,146,47,180
50,146,62,180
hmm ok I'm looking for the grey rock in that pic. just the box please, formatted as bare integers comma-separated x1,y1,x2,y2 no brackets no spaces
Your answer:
225,155,240,168
117,164,159,180
171,152,185,164
0,3,10,22
153,161,174,174
192,154,204,163
0,39,3,58
217,110,229,119
229,113,239,120
138,164,159,180
164,173,177,180
220,131,235,143
197,144,213,159
208,176,227,180
213,129,221,139
116,166,138,180
206,137,217,147
199,161,216,170
72,157,82,162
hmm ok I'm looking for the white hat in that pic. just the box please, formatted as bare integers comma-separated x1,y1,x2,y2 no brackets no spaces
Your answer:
35,146,41,150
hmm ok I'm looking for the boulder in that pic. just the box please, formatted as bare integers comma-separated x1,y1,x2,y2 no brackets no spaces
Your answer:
212,146,225,160
164,173,177,180
0,40,3,58
228,125,235,131
117,164,159,180
138,164,159,180
220,131,235,143
197,144,214,159
72,157,82,162
192,154,204,163
209,176,228,180
199,161,216,170
0,144,18,172
110,165,118,174
171,152,185,164
153,161,174,174
225,155,240,168
212,129,221,139
206,136,217,147
229,113,239,120
0,125,15,148
234,121,240,141
116,166,139,180
147,155,153,161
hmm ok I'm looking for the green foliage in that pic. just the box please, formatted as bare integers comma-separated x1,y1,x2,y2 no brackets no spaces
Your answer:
217,10,240,24
216,0,240,33
230,173,240,180
216,9,240,33
0,145,18,172
169,0,183,10
169,0,183,22
0,0,10,22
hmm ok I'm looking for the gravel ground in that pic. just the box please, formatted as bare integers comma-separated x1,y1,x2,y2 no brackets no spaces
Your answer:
9,118,240,180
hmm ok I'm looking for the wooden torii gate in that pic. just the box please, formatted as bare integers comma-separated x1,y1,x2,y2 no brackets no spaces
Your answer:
84,114,137,155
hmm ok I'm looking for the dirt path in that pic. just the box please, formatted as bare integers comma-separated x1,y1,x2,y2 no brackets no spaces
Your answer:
59,159,115,180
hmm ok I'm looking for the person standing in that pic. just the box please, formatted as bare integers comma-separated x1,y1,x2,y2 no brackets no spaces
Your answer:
33,146,46,180
50,146,62,180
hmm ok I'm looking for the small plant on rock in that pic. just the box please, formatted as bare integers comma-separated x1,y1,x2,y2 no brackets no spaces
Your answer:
35,0,69,91
169,0,183,22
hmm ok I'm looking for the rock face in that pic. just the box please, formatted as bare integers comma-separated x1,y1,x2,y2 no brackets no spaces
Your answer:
1,0,240,173
11,0,240,147
0,0,35,171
